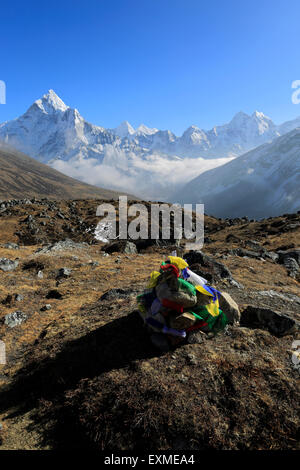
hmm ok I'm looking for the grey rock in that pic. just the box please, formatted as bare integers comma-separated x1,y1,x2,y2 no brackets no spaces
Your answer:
277,249,300,265
184,250,236,284
105,240,138,255
240,306,298,337
89,260,99,266
186,353,198,365
37,270,44,279
265,251,279,262
0,258,19,272
187,330,206,344
3,242,19,250
229,279,244,289
15,294,24,302
100,288,135,301
25,215,34,223
40,304,52,311
4,311,27,328
283,257,299,279
36,239,88,254
219,291,241,324
57,267,72,278
230,248,261,259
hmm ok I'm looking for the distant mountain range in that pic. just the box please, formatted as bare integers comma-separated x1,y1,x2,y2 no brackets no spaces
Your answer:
0,90,299,217
174,128,300,219
1,90,300,164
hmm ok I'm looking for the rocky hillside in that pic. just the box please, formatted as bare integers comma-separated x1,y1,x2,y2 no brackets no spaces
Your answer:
0,199,299,450
0,144,135,201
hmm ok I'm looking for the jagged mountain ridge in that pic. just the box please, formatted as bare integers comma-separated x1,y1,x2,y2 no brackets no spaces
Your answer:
173,128,300,219
1,90,300,165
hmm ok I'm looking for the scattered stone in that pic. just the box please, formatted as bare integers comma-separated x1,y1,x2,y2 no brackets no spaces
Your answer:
186,353,198,365
15,294,24,302
258,290,300,304
230,246,278,262
100,288,135,301
40,304,52,311
36,239,88,254
282,257,299,279
103,240,138,255
3,242,19,250
229,279,244,289
0,258,19,272
4,311,27,328
186,330,206,344
178,374,188,383
219,291,241,324
277,249,300,265
184,251,235,284
89,260,99,266
230,248,262,259
37,270,44,279
240,306,298,337
245,240,261,249
265,251,279,262
57,267,72,278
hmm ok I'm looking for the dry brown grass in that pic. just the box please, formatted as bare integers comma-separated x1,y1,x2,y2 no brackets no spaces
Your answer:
0,201,299,450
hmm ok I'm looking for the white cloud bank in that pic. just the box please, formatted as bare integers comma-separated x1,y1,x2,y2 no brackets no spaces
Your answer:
50,146,234,201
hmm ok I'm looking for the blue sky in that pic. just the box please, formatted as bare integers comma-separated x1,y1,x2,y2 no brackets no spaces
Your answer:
1,0,300,135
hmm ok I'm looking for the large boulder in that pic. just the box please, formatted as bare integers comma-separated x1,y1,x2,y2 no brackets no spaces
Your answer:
102,240,138,255
219,291,240,324
277,249,300,279
277,249,300,265
240,306,298,337
184,250,242,287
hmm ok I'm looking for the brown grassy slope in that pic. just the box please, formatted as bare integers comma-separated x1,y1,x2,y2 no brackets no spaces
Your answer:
0,202,299,450
0,145,136,200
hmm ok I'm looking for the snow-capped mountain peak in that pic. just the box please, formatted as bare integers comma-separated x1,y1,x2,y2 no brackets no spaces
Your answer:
0,89,300,213
135,124,158,135
252,110,268,119
229,111,250,124
113,121,135,138
181,125,209,145
34,89,69,115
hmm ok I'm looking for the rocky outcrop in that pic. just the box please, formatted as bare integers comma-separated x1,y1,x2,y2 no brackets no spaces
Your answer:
240,306,298,337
